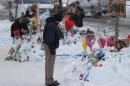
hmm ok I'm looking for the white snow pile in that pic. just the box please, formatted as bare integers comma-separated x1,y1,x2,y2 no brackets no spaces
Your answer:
0,20,130,86
0,4,4,9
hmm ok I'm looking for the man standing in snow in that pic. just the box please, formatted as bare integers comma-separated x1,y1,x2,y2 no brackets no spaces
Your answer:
43,13,63,86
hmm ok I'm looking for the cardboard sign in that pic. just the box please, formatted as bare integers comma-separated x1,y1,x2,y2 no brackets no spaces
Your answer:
128,38,130,45
114,38,129,51
109,0,126,17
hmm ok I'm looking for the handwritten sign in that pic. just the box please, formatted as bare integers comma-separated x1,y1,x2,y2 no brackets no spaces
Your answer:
114,38,130,51
109,0,126,17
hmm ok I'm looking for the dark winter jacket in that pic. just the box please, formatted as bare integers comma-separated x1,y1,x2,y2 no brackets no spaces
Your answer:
11,18,29,38
72,7,85,27
43,17,64,55
11,18,21,37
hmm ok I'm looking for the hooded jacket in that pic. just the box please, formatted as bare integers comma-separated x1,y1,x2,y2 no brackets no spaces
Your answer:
43,17,63,55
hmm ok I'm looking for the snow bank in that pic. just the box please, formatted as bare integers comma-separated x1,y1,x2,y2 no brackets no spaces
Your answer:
0,20,130,86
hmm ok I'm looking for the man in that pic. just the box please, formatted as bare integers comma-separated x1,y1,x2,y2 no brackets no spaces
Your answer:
43,13,63,86
50,5,62,17
73,1,85,27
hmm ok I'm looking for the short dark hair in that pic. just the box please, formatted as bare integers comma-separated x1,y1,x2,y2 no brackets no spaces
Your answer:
53,13,63,22
22,16,30,23
75,1,80,5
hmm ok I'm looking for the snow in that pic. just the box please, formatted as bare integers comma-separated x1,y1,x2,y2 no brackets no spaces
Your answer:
0,20,130,86
0,2,4,9
0,5,4,9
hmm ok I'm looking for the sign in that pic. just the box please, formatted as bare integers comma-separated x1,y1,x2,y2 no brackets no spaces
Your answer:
114,38,129,51
109,0,126,17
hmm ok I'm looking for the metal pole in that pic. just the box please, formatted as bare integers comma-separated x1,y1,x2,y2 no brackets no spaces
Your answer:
115,10,119,39
15,3,18,20
15,0,19,20
115,2,120,39
114,2,120,51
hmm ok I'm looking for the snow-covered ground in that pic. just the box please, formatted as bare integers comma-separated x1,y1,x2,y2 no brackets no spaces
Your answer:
0,20,130,86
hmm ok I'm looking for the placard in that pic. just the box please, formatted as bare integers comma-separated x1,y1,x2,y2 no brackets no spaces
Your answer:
109,0,126,17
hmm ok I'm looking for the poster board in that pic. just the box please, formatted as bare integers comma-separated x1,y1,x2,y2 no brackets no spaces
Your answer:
109,0,126,17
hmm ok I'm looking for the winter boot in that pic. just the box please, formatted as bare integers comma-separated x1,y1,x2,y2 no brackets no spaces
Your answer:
46,81,60,86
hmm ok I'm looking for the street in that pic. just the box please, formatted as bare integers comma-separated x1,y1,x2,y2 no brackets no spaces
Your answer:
83,17,130,38
84,17,130,28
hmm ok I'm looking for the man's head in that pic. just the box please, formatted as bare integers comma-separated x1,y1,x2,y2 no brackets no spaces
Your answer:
22,16,30,24
53,13,63,22
75,1,80,6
